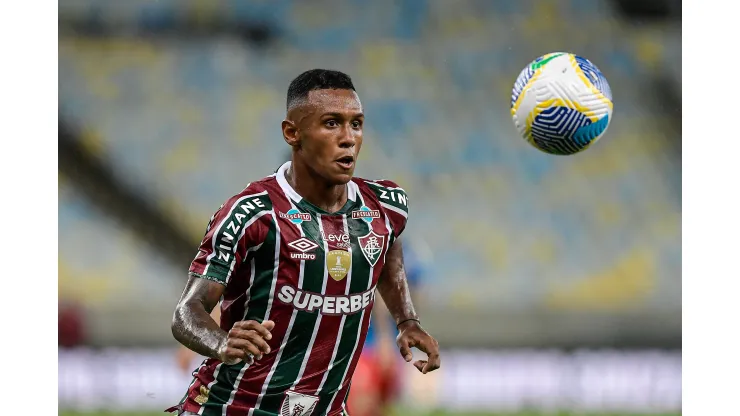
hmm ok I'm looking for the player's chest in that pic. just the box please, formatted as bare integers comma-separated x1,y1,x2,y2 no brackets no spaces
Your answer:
278,209,390,275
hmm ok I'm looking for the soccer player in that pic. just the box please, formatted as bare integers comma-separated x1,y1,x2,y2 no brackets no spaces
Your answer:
168,69,441,416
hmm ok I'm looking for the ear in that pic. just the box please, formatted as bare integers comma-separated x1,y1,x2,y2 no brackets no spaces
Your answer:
282,119,300,148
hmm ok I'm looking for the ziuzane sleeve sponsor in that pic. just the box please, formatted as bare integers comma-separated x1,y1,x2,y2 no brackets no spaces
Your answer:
189,184,273,285
368,179,409,238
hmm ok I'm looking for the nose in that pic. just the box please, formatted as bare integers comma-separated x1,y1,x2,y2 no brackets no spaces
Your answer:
338,127,357,149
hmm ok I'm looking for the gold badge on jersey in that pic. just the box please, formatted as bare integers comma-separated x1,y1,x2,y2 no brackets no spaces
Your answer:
327,250,351,281
194,385,210,405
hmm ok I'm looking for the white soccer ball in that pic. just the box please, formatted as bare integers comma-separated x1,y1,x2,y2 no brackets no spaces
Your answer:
510,52,614,155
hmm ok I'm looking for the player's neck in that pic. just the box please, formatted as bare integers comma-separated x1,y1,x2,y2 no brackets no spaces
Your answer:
286,160,348,213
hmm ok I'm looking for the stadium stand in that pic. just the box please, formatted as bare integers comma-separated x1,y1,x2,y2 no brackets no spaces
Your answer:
59,0,680,345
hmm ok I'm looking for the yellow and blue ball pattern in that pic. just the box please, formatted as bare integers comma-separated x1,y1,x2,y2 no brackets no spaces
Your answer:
511,53,613,155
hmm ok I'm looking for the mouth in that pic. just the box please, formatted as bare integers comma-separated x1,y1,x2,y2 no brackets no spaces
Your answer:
335,155,355,170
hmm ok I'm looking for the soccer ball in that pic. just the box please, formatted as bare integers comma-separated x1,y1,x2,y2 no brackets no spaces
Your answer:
510,52,613,155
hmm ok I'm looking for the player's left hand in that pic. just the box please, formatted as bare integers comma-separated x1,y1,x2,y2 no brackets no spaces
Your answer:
396,320,441,374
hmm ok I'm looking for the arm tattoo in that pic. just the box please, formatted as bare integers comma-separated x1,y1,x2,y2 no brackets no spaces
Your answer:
377,238,419,325
171,276,228,360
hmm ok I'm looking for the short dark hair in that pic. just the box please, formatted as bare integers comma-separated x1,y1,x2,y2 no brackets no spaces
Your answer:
286,69,356,110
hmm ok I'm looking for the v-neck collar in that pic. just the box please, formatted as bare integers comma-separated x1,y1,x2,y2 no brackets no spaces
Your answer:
275,161,360,215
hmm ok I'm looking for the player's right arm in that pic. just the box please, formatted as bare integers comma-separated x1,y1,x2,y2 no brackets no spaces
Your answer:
176,301,223,373
172,276,274,364
171,188,275,364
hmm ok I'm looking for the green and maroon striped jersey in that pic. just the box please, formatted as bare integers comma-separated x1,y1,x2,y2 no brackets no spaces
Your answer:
176,162,409,416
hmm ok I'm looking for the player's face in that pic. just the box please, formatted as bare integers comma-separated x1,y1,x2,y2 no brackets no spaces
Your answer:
294,89,364,184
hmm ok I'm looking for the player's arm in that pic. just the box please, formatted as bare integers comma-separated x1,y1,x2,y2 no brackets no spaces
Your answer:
176,301,222,373
377,238,418,325
171,190,275,364
172,277,228,360
172,277,274,364
377,237,440,373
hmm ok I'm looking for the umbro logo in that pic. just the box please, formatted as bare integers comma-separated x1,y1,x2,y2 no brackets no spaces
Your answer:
288,237,319,260
288,238,319,252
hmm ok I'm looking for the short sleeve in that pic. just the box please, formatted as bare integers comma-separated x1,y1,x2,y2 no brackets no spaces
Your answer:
188,187,273,285
368,179,409,238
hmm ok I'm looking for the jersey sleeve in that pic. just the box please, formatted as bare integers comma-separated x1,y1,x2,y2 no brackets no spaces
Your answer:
368,179,409,238
188,185,273,285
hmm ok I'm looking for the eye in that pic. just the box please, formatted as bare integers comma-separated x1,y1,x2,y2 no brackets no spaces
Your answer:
325,119,338,128
351,120,362,129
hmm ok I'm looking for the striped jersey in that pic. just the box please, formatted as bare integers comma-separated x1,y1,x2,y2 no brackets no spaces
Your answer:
175,162,409,416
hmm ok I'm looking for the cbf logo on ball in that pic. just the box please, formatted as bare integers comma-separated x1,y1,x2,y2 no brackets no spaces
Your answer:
280,209,311,224
351,205,380,223
511,52,613,155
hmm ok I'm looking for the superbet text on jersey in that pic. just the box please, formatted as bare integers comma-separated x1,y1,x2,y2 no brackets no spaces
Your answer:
173,162,409,416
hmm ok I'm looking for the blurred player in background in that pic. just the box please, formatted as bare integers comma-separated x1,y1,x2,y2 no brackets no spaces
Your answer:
169,69,440,416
